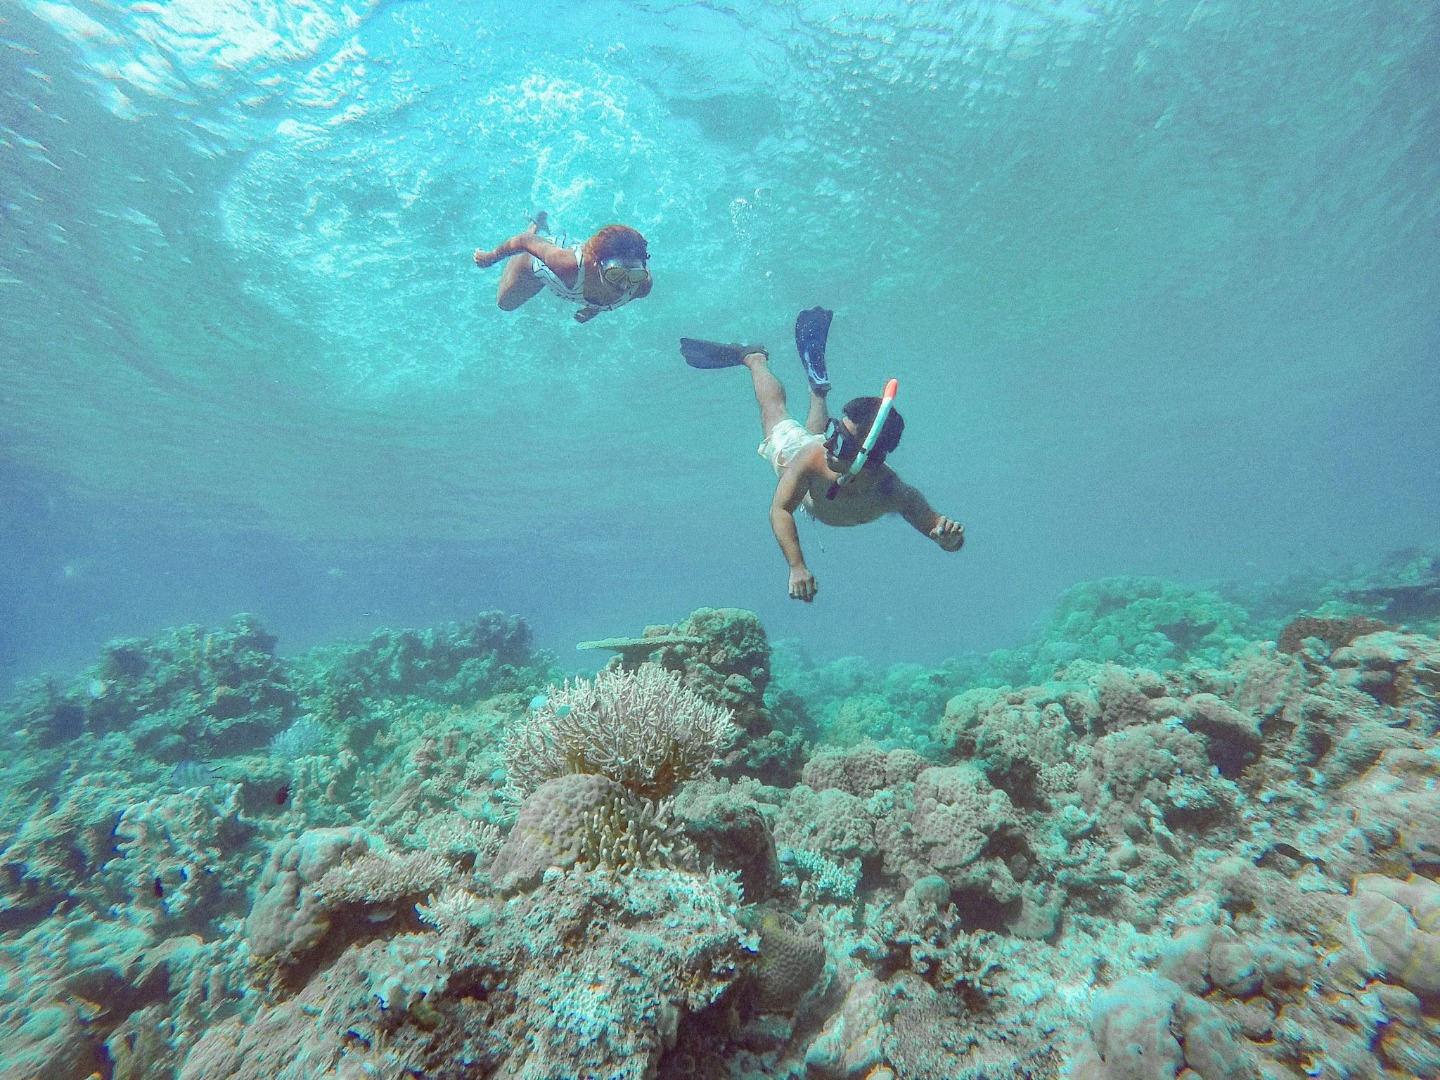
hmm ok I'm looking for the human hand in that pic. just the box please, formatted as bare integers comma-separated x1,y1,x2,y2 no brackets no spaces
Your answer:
788,566,817,602
474,248,500,268
930,518,964,552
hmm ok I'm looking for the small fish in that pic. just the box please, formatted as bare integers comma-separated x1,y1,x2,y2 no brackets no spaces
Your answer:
87,679,109,700
554,704,572,718
171,760,218,790
153,876,164,898
274,784,290,806
529,694,549,711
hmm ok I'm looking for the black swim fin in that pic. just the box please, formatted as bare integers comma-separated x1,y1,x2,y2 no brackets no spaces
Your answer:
680,339,765,369
795,306,834,390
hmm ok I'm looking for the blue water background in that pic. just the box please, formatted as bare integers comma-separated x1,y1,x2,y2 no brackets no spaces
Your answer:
2,0,1437,690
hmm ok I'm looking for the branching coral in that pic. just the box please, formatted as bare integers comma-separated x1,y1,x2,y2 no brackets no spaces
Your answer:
503,665,736,801
489,773,698,891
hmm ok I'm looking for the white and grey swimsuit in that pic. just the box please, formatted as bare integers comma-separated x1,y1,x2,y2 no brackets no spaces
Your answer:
532,243,642,313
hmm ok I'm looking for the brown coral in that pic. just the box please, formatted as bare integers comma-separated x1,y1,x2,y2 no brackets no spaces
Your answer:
1276,614,1390,655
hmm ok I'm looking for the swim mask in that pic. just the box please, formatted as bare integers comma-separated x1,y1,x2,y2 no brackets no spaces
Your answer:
822,417,858,460
601,259,648,287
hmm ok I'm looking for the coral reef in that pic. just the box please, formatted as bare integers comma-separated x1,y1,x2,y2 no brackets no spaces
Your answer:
1,582,1439,1079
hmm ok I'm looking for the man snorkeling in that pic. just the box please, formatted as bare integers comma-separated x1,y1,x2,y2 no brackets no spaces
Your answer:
681,308,965,602
473,213,652,323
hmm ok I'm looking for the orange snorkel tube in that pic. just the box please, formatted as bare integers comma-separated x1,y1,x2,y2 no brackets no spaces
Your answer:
826,378,898,500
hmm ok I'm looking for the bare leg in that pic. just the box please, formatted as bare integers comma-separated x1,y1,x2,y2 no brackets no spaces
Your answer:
803,383,830,434
496,221,545,310
744,352,790,440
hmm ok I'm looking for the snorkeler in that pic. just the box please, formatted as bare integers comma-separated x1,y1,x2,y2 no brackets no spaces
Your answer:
472,213,652,323
680,308,965,603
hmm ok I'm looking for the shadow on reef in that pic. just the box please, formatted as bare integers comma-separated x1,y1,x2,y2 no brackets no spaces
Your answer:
0,558,1438,1078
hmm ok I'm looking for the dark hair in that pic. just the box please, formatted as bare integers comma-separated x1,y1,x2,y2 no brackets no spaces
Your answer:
588,224,648,263
842,397,904,463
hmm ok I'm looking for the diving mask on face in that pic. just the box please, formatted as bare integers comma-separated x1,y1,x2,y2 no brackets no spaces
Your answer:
826,378,898,500
600,259,648,287
822,417,856,460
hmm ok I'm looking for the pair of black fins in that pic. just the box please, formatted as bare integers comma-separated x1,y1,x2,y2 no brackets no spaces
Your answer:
681,306,833,390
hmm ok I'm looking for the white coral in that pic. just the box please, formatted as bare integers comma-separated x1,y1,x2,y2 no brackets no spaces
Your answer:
503,665,736,800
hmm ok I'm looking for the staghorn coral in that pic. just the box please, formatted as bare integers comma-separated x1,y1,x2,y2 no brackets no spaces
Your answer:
408,811,503,867
502,664,736,801
363,714,510,847
780,845,863,902
267,715,330,759
5,582,1440,1080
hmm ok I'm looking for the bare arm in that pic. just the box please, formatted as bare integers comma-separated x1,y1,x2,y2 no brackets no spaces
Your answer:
474,232,580,284
771,452,819,601
891,474,965,551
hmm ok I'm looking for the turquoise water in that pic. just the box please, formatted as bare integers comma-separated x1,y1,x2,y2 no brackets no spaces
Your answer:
2,6,1440,1076
3,0,1437,682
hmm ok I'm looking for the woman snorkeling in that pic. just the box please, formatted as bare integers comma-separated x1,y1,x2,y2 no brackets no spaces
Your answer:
473,213,652,323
